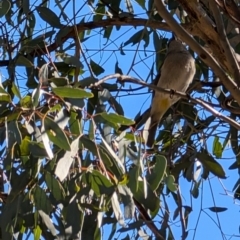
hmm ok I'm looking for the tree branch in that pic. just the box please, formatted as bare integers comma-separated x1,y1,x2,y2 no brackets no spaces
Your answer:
91,73,240,130
154,0,240,108
209,1,240,86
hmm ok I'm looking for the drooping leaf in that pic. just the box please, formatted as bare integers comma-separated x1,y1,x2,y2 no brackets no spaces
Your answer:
0,87,11,102
147,155,167,191
29,141,49,158
197,150,226,179
32,86,42,108
34,225,42,240
135,0,146,10
93,3,105,22
208,207,228,213
0,0,11,18
38,210,57,237
111,192,126,227
54,137,80,181
11,82,21,99
20,136,30,156
34,185,52,214
37,7,62,28
212,136,223,158
90,59,105,76
166,175,177,192
45,172,65,201
41,123,54,160
124,29,149,48
16,55,33,67
191,180,201,199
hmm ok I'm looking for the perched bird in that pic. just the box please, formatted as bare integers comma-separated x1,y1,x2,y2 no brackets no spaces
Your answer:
143,36,196,148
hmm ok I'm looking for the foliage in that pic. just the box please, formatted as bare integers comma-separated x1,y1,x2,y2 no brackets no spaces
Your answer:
0,0,240,239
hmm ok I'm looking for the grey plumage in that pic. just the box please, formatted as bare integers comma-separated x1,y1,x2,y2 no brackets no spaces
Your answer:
143,38,196,148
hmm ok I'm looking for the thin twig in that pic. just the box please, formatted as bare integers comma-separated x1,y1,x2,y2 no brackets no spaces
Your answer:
177,187,187,240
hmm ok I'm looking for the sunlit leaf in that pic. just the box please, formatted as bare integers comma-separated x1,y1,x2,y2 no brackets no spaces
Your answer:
54,137,79,181
212,136,223,158
0,87,11,102
44,116,71,151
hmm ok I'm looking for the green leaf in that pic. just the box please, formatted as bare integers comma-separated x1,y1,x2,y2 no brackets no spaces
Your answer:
0,0,11,18
212,136,223,158
115,61,123,75
32,86,41,108
77,76,98,88
110,98,124,115
93,3,105,22
29,142,49,158
80,135,113,168
0,87,11,102
147,155,167,191
135,0,146,10
103,26,113,40
49,77,69,87
34,225,42,240
61,54,83,68
101,112,134,126
128,172,160,214
20,95,32,108
88,170,114,197
54,137,80,181
197,150,226,179
166,175,177,192
20,136,30,156
34,185,52,213
208,207,227,213
37,7,62,28
8,120,22,145
124,29,149,48
191,180,201,199
44,116,71,151
90,59,105,76
45,172,65,201
16,55,33,67
11,82,21,99
52,87,93,99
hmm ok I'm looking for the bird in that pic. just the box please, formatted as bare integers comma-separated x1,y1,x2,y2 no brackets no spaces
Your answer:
143,36,196,148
